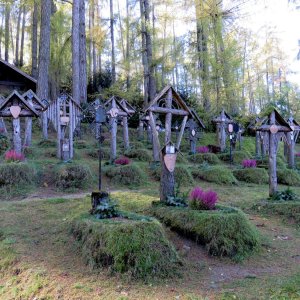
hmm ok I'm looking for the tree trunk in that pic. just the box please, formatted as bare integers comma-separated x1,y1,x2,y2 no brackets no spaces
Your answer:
110,98,117,162
255,131,260,157
4,3,10,62
79,0,87,103
31,0,38,78
72,0,80,103
15,5,22,66
287,132,295,169
13,118,22,154
37,0,51,140
125,0,130,89
138,119,144,141
20,5,26,67
110,0,116,83
24,98,33,146
160,158,175,202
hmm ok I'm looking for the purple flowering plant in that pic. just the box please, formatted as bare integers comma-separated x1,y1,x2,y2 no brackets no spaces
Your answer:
189,186,218,210
242,159,257,168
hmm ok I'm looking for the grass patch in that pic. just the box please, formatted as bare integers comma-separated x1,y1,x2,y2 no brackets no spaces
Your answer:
218,150,250,165
71,212,181,280
232,168,268,184
150,204,260,261
37,139,56,148
124,148,152,162
192,166,237,185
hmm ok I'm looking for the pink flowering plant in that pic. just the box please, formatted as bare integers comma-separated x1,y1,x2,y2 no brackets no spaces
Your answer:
115,156,131,165
242,159,257,168
295,152,300,158
189,186,218,210
4,149,25,162
196,146,209,153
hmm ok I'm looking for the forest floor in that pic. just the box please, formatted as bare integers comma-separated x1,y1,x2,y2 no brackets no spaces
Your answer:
0,184,299,300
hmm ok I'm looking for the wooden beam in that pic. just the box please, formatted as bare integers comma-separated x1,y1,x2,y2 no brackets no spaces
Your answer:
148,111,161,161
258,125,291,132
176,116,188,149
149,106,189,116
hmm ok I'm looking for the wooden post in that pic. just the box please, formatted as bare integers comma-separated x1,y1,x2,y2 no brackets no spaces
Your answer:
57,100,62,159
147,123,152,143
13,117,22,154
148,111,161,162
122,116,130,151
69,101,74,159
110,98,118,162
269,111,277,197
190,139,196,154
0,118,7,135
220,110,226,151
165,89,172,143
176,116,188,149
287,131,295,169
138,119,144,141
255,131,260,157
24,97,33,146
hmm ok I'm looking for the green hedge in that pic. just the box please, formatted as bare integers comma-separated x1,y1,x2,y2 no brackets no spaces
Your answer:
104,164,146,186
192,166,237,185
150,205,260,261
71,213,180,279
189,153,220,165
233,168,268,184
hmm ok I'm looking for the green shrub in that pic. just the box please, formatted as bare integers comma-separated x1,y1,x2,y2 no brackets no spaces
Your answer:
71,213,180,279
218,151,250,164
38,139,56,148
124,148,152,162
0,163,36,186
130,141,146,149
54,164,90,189
43,149,57,158
86,148,110,160
150,205,260,261
257,157,286,169
0,135,9,154
176,154,188,164
189,153,220,165
74,139,89,149
104,164,146,186
192,166,237,185
232,168,268,184
277,168,300,186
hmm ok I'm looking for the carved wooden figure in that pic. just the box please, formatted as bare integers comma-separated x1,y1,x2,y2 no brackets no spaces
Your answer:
257,110,292,196
0,91,39,154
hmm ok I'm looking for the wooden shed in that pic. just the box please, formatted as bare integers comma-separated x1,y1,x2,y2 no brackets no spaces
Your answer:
0,59,36,95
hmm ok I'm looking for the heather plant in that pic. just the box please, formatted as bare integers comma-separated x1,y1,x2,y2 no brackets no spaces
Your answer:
296,152,300,157
196,146,209,153
4,150,25,162
242,159,257,168
115,156,130,165
189,186,218,210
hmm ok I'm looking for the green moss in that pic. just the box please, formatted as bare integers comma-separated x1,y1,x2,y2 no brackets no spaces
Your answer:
232,168,268,184
218,151,250,165
104,164,146,186
150,205,260,261
124,148,152,162
74,139,89,149
175,165,194,186
277,169,300,186
192,166,237,185
54,163,91,190
257,157,286,169
188,153,220,165
71,213,180,280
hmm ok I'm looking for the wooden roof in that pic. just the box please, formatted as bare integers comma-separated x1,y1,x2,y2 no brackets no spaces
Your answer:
22,89,47,112
104,96,128,115
0,90,39,117
190,108,205,129
0,59,37,92
119,99,136,115
212,108,233,123
144,85,193,116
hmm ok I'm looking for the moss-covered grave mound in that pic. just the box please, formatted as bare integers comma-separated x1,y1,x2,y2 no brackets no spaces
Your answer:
277,169,300,186
150,205,260,261
124,148,152,162
188,153,220,165
218,150,250,164
71,213,181,280
233,168,268,184
192,166,237,185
